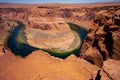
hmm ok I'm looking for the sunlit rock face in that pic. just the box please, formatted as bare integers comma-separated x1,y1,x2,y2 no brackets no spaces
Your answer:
25,22,81,53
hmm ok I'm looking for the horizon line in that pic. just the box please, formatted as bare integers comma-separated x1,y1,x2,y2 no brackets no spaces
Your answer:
0,1,120,4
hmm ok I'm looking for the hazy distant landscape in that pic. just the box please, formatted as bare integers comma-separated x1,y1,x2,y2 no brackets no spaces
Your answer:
0,1,120,80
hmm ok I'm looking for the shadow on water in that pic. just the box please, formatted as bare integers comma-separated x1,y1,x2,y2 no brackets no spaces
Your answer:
7,21,39,57
6,21,88,59
67,22,89,47
42,47,81,59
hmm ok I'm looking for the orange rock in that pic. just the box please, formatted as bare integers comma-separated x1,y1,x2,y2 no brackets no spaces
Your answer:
0,50,99,80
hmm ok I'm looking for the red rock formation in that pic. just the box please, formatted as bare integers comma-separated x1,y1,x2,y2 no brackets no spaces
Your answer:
0,50,99,80
0,3,120,80
81,6,120,67
100,59,120,80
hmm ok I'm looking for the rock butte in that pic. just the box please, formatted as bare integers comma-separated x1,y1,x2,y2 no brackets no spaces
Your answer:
25,22,81,53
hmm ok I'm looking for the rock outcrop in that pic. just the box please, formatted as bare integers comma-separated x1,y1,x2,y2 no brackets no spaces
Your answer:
0,51,21,76
0,15,11,32
80,6,120,67
25,22,81,55
100,59,120,80
81,47,103,68
113,10,120,26
0,8,28,20
0,50,99,80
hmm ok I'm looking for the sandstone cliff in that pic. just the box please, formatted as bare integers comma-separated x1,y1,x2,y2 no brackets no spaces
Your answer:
80,6,120,67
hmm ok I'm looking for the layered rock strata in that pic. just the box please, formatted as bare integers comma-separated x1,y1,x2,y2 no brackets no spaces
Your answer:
25,22,81,53
81,6,120,67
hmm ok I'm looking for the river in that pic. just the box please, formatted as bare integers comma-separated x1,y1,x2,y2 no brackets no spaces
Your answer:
6,21,88,59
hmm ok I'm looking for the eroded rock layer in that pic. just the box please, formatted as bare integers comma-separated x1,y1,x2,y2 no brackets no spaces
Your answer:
25,22,81,53
80,6,120,67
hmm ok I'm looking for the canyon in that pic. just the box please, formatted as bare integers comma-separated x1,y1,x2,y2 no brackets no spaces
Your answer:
0,2,120,80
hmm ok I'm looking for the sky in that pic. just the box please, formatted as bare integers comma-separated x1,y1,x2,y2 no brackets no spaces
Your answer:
0,0,119,4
